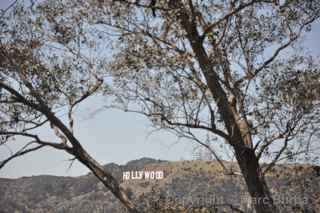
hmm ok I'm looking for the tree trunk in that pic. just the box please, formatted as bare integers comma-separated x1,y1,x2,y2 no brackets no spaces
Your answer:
0,82,140,212
175,4,278,213
233,145,276,213
40,106,141,213
74,147,140,213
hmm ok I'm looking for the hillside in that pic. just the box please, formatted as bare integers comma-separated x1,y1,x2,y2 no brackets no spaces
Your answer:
0,158,319,213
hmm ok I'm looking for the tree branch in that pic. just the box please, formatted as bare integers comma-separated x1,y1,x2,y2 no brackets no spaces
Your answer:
202,0,272,39
0,141,45,169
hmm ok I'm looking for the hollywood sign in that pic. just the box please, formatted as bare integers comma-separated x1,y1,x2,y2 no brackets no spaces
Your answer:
123,171,164,180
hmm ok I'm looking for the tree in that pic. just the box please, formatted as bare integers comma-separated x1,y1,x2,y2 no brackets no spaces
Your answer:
0,2,139,212
1,1,320,213
83,0,318,212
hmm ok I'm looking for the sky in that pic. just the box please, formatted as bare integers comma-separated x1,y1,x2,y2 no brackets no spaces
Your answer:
0,0,320,179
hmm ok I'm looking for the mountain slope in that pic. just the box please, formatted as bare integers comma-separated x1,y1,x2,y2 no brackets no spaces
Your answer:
0,158,319,213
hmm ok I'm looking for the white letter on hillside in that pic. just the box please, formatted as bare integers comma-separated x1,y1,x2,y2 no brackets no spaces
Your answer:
123,172,130,180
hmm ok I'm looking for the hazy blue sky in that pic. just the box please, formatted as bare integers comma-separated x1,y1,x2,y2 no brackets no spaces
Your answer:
0,0,320,178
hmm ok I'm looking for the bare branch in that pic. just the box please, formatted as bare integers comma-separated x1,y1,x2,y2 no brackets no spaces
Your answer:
0,0,18,18
0,131,72,151
0,142,45,170
184,130,229,173
202,0,272,39
0,81,42,111
68,77,103,133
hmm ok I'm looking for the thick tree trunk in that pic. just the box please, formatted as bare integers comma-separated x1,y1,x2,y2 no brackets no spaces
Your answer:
74,147,140,213
39,106,141,213
1,81,140,212
175,4,278,213
233,145,276,213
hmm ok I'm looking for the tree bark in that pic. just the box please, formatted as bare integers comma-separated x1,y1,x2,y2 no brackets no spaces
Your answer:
73,147,140,213
175,4,278,213
0,81,140,212
45,110,141,213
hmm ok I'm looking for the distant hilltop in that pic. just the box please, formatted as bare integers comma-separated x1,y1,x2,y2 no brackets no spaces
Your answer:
0,157,319,213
